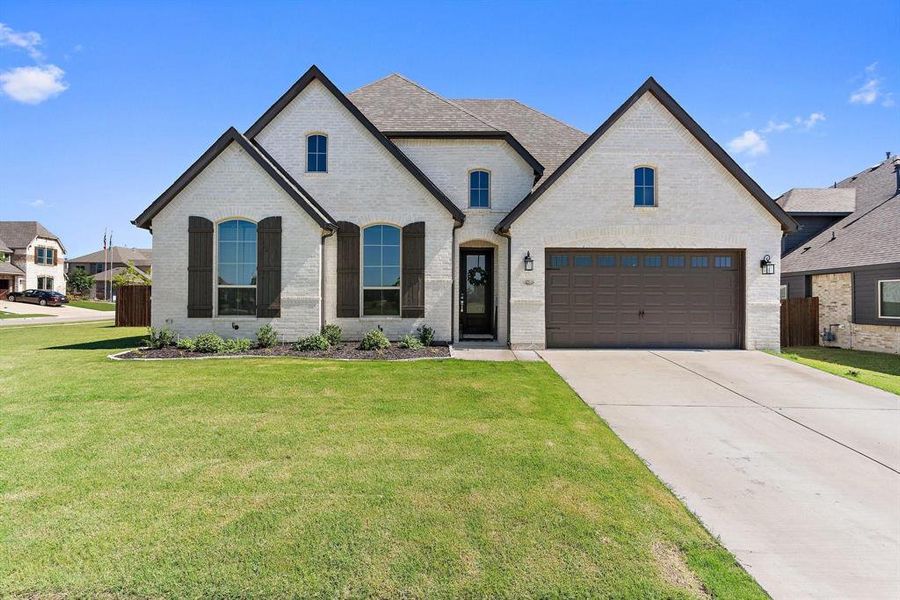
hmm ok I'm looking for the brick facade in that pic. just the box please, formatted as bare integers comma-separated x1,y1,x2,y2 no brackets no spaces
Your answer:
812,272,900,353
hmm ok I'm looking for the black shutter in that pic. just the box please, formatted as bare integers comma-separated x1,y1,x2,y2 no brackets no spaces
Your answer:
336,221,360,318
401,221,425,318
256,216,282,318
187,216,213,318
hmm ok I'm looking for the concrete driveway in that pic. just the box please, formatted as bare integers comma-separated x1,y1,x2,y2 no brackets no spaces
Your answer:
540,349,900,600
0,299,114,326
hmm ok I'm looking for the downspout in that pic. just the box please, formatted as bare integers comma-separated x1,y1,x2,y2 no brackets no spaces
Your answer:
320,227,336,331
450,220,463,345
498,228,512,349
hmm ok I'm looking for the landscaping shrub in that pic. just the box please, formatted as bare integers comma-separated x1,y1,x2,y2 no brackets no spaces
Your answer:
398,334,423,350
223,338,252,353
193,332,226,353
256,324,278,348
176,337,195,351
321,323,342,346
417,325,435,347
294,333,330,352
360,328,390,351
145,327,176,349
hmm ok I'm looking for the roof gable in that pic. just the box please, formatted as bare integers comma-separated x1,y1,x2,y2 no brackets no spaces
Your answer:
246,66,465,223
132,127,335,230
69,246,152,264
495,78,797,233
0,221,65,253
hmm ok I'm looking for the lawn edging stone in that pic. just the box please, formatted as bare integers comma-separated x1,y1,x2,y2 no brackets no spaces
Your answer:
108,343,451,362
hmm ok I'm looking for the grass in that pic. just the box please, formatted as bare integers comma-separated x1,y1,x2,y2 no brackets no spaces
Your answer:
775,346,900,395
67,299,116,311
0,311,53,319
0,323,765,598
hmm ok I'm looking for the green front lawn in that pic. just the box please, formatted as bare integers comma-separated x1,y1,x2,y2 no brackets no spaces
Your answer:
776,346,900,395
0,323,763,598
0,311,52,319
67,299,116,311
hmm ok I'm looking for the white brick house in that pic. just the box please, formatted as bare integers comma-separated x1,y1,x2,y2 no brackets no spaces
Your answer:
133,66,795,349
0,221,66,298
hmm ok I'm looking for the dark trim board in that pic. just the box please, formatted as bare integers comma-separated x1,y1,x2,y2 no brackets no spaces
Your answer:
384,130,544,182
495,77,797,234
245,65,465,224
132,127,336,231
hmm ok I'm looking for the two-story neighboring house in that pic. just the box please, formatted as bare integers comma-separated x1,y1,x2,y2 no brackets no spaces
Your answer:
780,154,900,353
67,246,152,299
133,66,795,349
0,221,66,297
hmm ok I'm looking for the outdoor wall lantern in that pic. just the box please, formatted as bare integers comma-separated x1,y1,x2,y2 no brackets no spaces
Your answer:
524,251,534,271
760,255,775,275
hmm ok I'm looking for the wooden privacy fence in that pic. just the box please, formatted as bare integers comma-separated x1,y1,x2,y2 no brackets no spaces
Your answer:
116,285,151,327
780,296,819,347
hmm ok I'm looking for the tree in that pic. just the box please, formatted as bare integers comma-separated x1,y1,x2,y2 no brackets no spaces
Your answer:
67,269,95,295
112,261,151,288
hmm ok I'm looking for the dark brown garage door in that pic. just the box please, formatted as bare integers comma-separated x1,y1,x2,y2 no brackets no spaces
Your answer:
546,249,743,349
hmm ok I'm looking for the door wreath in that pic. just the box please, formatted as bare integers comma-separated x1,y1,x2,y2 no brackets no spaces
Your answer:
467,266,488,287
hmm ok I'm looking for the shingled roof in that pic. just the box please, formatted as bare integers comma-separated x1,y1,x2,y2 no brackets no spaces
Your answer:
349,75,587,185
0,221,65,253
782,155,900,273
69,246,152,264
776,187,856,214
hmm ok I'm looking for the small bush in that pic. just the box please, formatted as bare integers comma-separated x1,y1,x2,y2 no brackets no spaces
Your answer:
417,325,435,347
193,332,226,353
145,327,176,349
294,333,330,352
398,334,423,350
321,323,343,347
360,328,390,351
223,338,252,353
256,324,278,349
176,337,195,351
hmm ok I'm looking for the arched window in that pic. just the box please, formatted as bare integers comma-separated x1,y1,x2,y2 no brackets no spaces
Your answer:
217,219,257,316
307,134,327,172
634,166,655,206
469,170,490,208
362,224,401,316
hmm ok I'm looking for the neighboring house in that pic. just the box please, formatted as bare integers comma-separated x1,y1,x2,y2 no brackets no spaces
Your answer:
67,246,152,299
0,221,66,297
780,153,900,353
133,66,794,349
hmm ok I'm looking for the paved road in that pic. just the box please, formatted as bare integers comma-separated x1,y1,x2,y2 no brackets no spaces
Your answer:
0,299,114,326
540,349,900,600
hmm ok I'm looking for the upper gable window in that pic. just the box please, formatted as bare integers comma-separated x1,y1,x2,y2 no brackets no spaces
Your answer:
306,134,327,173
634,166,656,207
469,170,490,208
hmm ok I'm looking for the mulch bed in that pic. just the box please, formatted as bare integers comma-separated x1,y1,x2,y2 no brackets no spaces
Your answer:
116,342,451,361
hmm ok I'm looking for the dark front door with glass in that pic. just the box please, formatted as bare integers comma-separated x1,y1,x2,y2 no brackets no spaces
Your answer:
460,249,493,338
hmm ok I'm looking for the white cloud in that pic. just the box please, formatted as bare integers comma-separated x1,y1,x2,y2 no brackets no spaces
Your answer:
27,199,46,208
0,22,43,60
761,120,791,133
849,62,893,106
728,130,768,156
0,64,68,104
796,112,826,130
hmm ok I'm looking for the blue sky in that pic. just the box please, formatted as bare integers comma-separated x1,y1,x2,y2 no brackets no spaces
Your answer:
1,1,897,257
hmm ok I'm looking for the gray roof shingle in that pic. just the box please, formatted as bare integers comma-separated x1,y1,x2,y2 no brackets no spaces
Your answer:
782,155,900,273
348,75,588,186
68,246,152,264
0,237,11,253
0,221,64,252
776,187,856,214
0,261,24,276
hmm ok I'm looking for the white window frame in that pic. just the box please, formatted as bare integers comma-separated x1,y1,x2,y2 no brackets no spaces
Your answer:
37,276,54,291
468,169,491,209
215,218,258,319
633,164,658,207
877,279,900,319
780,284,788,300
361,223,402,318
305,133,328,173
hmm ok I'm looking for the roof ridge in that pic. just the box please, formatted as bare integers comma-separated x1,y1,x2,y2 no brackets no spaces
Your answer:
455,98,588,136
388,73,502,131
347,72,397,96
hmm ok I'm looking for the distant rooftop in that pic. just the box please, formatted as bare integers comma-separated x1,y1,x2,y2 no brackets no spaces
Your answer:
776,187,856,214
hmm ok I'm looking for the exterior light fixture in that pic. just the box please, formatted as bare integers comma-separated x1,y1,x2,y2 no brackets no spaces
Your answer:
524,251,534,271
760,255,775,275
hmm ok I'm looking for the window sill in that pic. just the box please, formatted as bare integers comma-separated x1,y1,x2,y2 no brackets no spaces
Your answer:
212,316,259,321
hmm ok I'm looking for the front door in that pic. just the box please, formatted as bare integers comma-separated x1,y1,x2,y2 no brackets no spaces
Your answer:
460,249,493,338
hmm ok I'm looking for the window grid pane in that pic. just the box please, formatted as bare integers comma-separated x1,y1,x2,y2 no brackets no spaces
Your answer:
307,135,327,172
881,281,900,317
634,167,656,206
217,220,257,315
363,225,401,316
469,170,490,208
